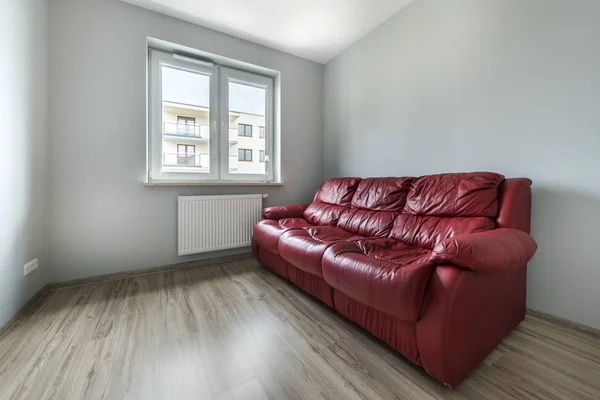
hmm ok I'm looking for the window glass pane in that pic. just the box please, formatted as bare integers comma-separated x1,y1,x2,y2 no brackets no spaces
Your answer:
161,66,210,173
228,82,265,175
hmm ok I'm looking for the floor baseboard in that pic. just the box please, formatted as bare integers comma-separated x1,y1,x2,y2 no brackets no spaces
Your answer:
46,252,254,291
0,285,50,339
526,308,600,338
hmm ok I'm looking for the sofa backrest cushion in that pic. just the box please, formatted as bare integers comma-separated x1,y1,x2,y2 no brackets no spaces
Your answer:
404,172,504,217
391,172,505,248
337,177,414,237
350,177,414,210
303,178,361,226
313,177,361,206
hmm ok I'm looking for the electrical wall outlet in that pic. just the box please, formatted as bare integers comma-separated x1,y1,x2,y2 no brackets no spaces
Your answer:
23,258,39,276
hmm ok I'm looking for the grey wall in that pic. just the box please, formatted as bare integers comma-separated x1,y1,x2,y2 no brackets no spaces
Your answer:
48,0,324,282
0,0,50,327
324,0,600,329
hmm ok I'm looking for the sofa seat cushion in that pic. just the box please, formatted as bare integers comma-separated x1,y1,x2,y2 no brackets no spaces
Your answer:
322,239,435,322
278,226,366,277
253,218,314,255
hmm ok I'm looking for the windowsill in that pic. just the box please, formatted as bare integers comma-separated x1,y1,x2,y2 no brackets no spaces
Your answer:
143,180,283,187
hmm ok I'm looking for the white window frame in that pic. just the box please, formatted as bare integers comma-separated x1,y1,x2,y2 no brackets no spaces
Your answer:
148,48,275,183
149,49,219,181
220,67,274,182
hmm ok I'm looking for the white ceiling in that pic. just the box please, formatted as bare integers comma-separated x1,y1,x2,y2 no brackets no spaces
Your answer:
120,0,413,64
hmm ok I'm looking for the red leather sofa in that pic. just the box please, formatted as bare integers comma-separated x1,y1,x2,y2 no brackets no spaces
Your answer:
252,172,537,388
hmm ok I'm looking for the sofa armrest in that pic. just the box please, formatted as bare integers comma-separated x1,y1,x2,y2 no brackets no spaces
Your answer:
417,265,527,388
262,204,309,220
430,228,537,272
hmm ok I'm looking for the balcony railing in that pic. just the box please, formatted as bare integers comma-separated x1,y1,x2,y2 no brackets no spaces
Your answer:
163,153,209,168
163,153,239,170
163,122,241,144
163,121,209,138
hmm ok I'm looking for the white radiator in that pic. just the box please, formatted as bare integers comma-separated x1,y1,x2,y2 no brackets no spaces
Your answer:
178,194,264,256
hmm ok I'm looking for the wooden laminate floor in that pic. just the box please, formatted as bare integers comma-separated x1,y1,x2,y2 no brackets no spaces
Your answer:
1,257,599,400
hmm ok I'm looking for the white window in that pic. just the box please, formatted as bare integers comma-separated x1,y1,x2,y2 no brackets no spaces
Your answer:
148,49,275,183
